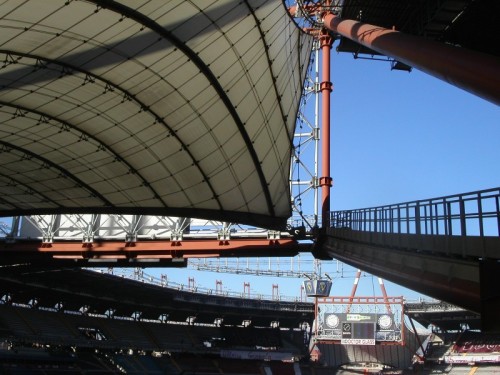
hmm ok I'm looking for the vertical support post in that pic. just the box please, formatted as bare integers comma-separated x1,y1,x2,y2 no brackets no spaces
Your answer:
314,41,320,227
446,201,452,235
216,279,223,294
7,216,20,242
272,284,279,300
319,30,333,228
314,296,319,338
496,195,500,236
415,202,421,235
459,197,467,257
346,269,361,313
400,299,406,346
477,193,484,237
244,282,250,298
459,197,467,236
378,278,392,314
409,316,425,360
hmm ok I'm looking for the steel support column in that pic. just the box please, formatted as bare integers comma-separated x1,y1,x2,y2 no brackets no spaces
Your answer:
322,13,500,105
319,31,333,227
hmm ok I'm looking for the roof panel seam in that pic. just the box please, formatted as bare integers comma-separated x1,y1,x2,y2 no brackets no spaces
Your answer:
0,140,112,207
0,99,164,207
0,172,62,209
0,50,195,208
89,0,276,217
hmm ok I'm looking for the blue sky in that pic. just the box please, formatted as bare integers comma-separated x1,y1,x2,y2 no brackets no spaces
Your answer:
152,42,499,302
330,46,500,210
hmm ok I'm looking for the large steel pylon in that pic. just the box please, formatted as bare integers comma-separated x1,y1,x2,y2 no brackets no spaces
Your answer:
289,0,337,232
289,39,321,232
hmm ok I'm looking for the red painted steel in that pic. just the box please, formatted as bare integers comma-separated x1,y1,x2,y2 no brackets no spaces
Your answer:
322,13,500,105
1,238,302,261
320,31,333,227
346,269,362,313
317,296,404,304
378,278,393,314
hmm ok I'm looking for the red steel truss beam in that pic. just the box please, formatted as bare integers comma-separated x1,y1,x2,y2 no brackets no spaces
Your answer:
317,296,404,305
315,339,404,346
0,238,303,261
322,13,500,106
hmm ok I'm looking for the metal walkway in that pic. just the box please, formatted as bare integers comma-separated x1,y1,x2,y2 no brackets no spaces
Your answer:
317,187,500,331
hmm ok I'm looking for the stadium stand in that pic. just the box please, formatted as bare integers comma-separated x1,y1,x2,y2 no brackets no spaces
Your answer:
1,266,498,374
0,304,306,355
0,266,312,374
445,330,500,364
0,266,314,329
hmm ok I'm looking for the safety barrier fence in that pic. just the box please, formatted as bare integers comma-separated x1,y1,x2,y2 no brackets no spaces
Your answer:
94,268,314,307
330,187,500,237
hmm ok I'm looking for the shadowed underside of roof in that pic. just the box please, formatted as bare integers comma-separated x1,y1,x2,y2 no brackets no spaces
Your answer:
0,0,314,229
337,0,499,57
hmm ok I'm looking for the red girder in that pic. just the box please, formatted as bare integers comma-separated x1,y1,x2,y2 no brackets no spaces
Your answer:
322,13,500,106
1,238,302,261
317,296,404,305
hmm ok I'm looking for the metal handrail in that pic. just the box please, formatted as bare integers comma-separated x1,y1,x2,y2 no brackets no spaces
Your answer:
95,268,314,306
330,187,500,237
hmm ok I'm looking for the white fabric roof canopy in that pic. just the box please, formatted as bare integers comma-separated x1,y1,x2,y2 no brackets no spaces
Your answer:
0,0,313,229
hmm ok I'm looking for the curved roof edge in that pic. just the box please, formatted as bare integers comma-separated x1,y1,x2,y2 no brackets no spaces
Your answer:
2,207,289,231
0,1,314,229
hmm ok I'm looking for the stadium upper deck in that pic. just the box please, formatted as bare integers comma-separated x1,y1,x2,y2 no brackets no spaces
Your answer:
0,265,314,328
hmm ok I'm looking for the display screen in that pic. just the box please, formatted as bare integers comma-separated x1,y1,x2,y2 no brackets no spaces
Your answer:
341,322,376,345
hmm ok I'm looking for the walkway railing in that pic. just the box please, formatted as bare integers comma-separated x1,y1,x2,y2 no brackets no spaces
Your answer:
330,188,500,237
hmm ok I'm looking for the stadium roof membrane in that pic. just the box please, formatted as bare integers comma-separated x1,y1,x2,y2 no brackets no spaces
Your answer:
0,0,313,229
1,0,497,230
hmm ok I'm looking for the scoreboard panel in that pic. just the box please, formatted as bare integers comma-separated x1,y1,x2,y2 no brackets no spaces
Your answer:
340,322,376,345
319,313,401,344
